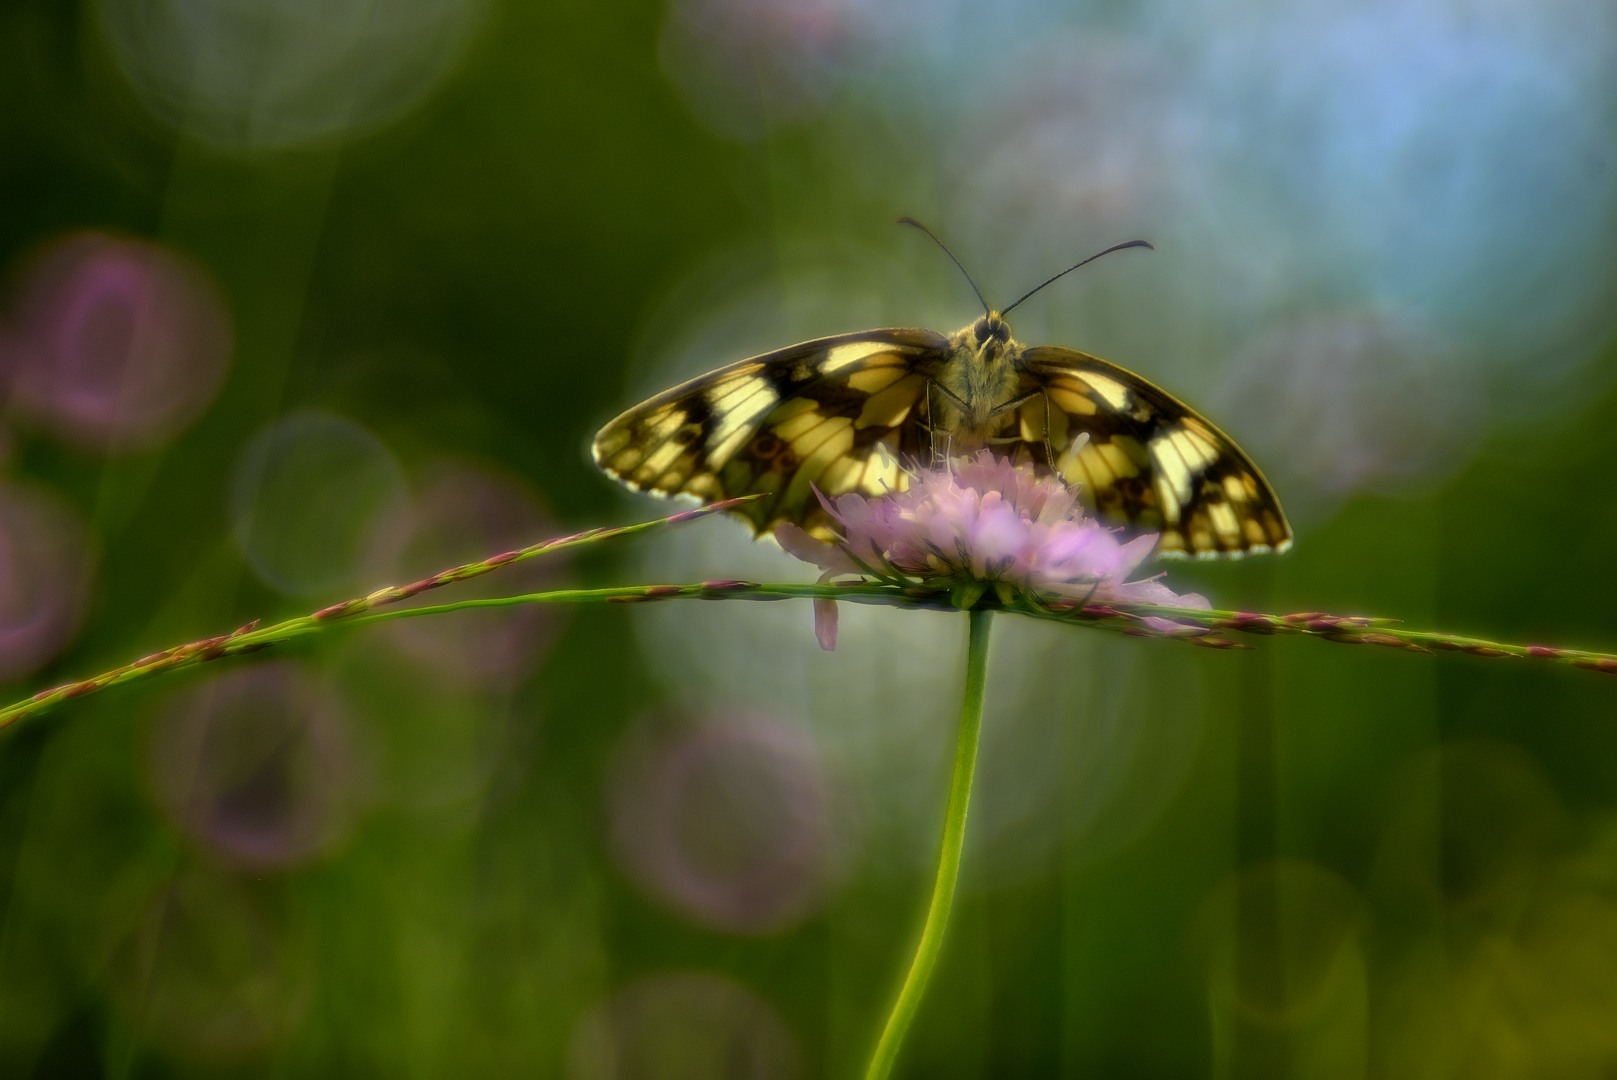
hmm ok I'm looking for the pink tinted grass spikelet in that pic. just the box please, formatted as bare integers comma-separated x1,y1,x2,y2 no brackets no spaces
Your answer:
775,448,1208,649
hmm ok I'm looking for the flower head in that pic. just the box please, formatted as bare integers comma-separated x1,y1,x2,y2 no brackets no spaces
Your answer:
776,449,1208,649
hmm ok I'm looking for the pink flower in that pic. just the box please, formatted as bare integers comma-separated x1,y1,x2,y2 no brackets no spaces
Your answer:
776,449,1208,650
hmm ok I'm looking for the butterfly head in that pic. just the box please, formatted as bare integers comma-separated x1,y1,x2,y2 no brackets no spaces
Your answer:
970,312,1013,362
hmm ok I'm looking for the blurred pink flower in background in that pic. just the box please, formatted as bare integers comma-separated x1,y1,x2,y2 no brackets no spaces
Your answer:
659,0,904,138
94,0,487,151
0,481,94,682
949,33,1188,259
1216,309,1477,512
230,410,411,596
608,711,843,935
569,970,803,1080
147,663,363,870
2,231,232,453
370,459,568,688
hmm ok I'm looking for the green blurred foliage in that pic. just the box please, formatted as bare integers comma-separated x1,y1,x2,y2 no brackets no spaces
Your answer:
2,0,1616,1076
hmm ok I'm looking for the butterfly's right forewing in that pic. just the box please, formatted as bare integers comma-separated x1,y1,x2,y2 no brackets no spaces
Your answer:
1017,346,1292,557
592,328,950,538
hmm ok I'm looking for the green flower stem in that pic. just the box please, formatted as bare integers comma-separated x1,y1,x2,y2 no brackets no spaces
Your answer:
865,606,993,1080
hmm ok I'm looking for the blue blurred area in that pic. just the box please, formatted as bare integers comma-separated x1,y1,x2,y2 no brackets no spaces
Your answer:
2,0,1616,1074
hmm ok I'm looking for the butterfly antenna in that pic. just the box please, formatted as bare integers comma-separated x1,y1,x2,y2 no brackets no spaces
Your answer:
898,216,990,316
1001,239,1154,316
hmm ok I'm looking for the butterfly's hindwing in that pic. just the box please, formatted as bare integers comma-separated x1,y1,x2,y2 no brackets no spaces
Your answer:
592,328,950,538
1014,346,1291,557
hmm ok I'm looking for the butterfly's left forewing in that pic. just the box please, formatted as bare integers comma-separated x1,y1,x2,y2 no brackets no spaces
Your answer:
1013,346,1292,558
592,328,950,539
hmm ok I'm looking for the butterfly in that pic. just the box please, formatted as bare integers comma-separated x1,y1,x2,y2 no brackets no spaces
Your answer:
592,223,1291,559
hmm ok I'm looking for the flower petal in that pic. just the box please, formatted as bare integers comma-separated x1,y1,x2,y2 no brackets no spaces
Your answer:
1037,523,1122,580
773,449,1211,641
1110,577,1209,608
1115,533,1159,578
968,501,1027,575
813,596,839,651
775,522,858,575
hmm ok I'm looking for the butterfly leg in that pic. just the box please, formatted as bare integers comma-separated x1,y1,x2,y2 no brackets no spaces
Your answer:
924,380,938,464
982,388,1052,468
923,380,942,466
989,388,1042,417
926,379,970,467
1042,391,1058,470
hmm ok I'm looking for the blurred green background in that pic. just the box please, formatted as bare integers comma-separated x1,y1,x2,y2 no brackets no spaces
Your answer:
2,0,1616,1075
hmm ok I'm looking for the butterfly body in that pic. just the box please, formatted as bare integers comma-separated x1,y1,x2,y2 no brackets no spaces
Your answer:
931,314,1024,450
593,313,1291,558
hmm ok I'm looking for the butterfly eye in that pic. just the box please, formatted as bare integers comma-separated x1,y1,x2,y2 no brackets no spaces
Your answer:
974,318,1008,345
